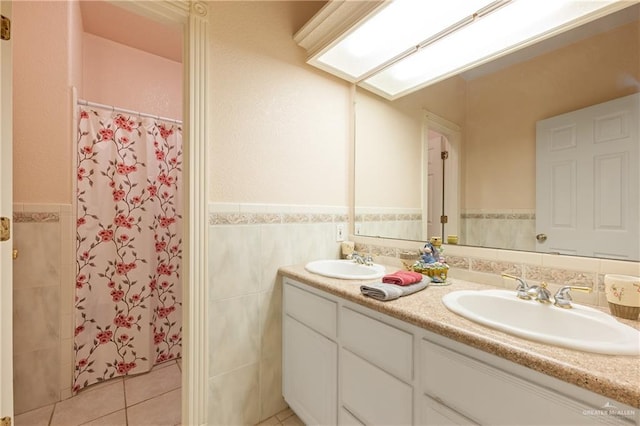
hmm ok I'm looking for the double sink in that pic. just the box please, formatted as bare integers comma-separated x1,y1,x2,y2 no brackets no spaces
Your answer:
304,259,640,356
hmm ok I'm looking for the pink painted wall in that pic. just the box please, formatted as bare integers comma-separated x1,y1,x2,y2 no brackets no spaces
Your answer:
82,33,182,120
13,1,82,204
13,2,183,205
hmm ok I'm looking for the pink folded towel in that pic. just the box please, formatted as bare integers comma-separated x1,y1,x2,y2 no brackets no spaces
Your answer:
382,270,424,286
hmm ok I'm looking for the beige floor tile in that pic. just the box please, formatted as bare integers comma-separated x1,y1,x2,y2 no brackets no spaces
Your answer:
125,363,182,407
126,389,181,426
275,408,293,421
151,360,177,372
81,377,124,395
256,415,280,426
50,381,125,426
282,414,304,426
14,404,54,426
79,409,127,426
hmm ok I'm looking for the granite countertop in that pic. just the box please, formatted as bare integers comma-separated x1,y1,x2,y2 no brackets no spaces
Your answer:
279,264,640,409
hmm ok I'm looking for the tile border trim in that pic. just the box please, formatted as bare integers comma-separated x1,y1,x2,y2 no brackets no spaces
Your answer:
355,213,422,222
14,212,60,223
461,213,535,220
210,212,349,225
209,203,349,225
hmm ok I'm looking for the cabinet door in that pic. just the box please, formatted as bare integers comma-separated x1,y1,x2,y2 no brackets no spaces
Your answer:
284,280,337,340
340,307,413,383
420,395,478,426
283,315,337,425
340,406,365,426
341,349,413,425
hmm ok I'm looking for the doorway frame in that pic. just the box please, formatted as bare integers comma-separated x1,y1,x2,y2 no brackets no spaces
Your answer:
0,0,14,421
422,110,461,242
109,2,210,424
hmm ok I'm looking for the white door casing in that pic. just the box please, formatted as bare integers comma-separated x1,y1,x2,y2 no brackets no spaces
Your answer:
93,3,211,422
103,3,210,423
0,0,14,420
1,0,209,424
423,111,461,242
90,4,211,422
427,133,444,240
536,93,639,260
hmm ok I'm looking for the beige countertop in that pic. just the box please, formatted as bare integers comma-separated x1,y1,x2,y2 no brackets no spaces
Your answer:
279,264,640,409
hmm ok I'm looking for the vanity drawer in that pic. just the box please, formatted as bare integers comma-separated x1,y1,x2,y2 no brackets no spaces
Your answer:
340,406,365,425
420,394,478,425
340,306,413,382
284,280,337,340
341,348,413,425
420,338,634,425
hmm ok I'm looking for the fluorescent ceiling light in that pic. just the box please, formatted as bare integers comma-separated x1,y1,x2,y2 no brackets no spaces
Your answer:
362,0,626,99
314,0,496,81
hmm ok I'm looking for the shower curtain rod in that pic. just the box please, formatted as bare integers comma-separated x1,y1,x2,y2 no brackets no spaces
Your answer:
77,99,183,125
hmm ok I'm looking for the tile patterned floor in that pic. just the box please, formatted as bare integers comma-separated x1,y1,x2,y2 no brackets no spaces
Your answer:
15,360,182,426
15,359,304,426
256,408,304,426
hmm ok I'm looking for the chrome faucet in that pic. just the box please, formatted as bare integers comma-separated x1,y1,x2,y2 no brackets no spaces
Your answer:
502,273,530,300
351,253,374,266
553,285,592,309
527,282,552,303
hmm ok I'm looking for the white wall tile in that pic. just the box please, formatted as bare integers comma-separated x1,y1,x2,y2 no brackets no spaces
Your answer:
13,222,61,289
209,225,262,301
208,363,260,426
207,203,349,424
259,225,294,293
599,259,640,276
495,249,543,265
14,348,60,414
542,253,600,272
258,286,286,420
209,294,260,376
13,286,60,354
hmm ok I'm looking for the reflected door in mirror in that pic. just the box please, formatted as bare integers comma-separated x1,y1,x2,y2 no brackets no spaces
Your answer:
536,93,639,260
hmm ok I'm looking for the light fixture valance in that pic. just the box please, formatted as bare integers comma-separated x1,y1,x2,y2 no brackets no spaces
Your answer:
295,0,635,100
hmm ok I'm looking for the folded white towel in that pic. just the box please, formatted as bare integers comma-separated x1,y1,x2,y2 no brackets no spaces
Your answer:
360,278,430,301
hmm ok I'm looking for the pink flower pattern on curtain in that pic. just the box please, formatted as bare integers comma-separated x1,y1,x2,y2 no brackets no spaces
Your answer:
74,106,182,392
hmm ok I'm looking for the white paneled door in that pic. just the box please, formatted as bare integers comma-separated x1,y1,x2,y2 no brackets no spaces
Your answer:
0,0,13,421
536,93,639,260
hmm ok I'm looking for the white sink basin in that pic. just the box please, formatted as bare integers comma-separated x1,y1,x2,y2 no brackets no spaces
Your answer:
442,289,640,355
305,259,385,280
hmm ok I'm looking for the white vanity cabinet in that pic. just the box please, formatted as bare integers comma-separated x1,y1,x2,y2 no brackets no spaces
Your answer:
283,281,338,425
282,278,638,426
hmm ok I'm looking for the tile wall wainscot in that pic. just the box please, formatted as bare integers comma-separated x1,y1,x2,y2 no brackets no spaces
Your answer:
353,235,640,309
207,202,349,425
460,209,536,252
12,204,75,414
355,207,422,240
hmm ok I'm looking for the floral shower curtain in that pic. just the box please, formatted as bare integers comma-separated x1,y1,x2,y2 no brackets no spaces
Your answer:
74,105,183,392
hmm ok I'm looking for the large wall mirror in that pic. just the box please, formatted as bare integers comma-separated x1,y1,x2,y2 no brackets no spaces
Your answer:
354,3,639,261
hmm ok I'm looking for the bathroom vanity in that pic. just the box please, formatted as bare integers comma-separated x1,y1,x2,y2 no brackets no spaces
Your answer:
279,265,640,425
